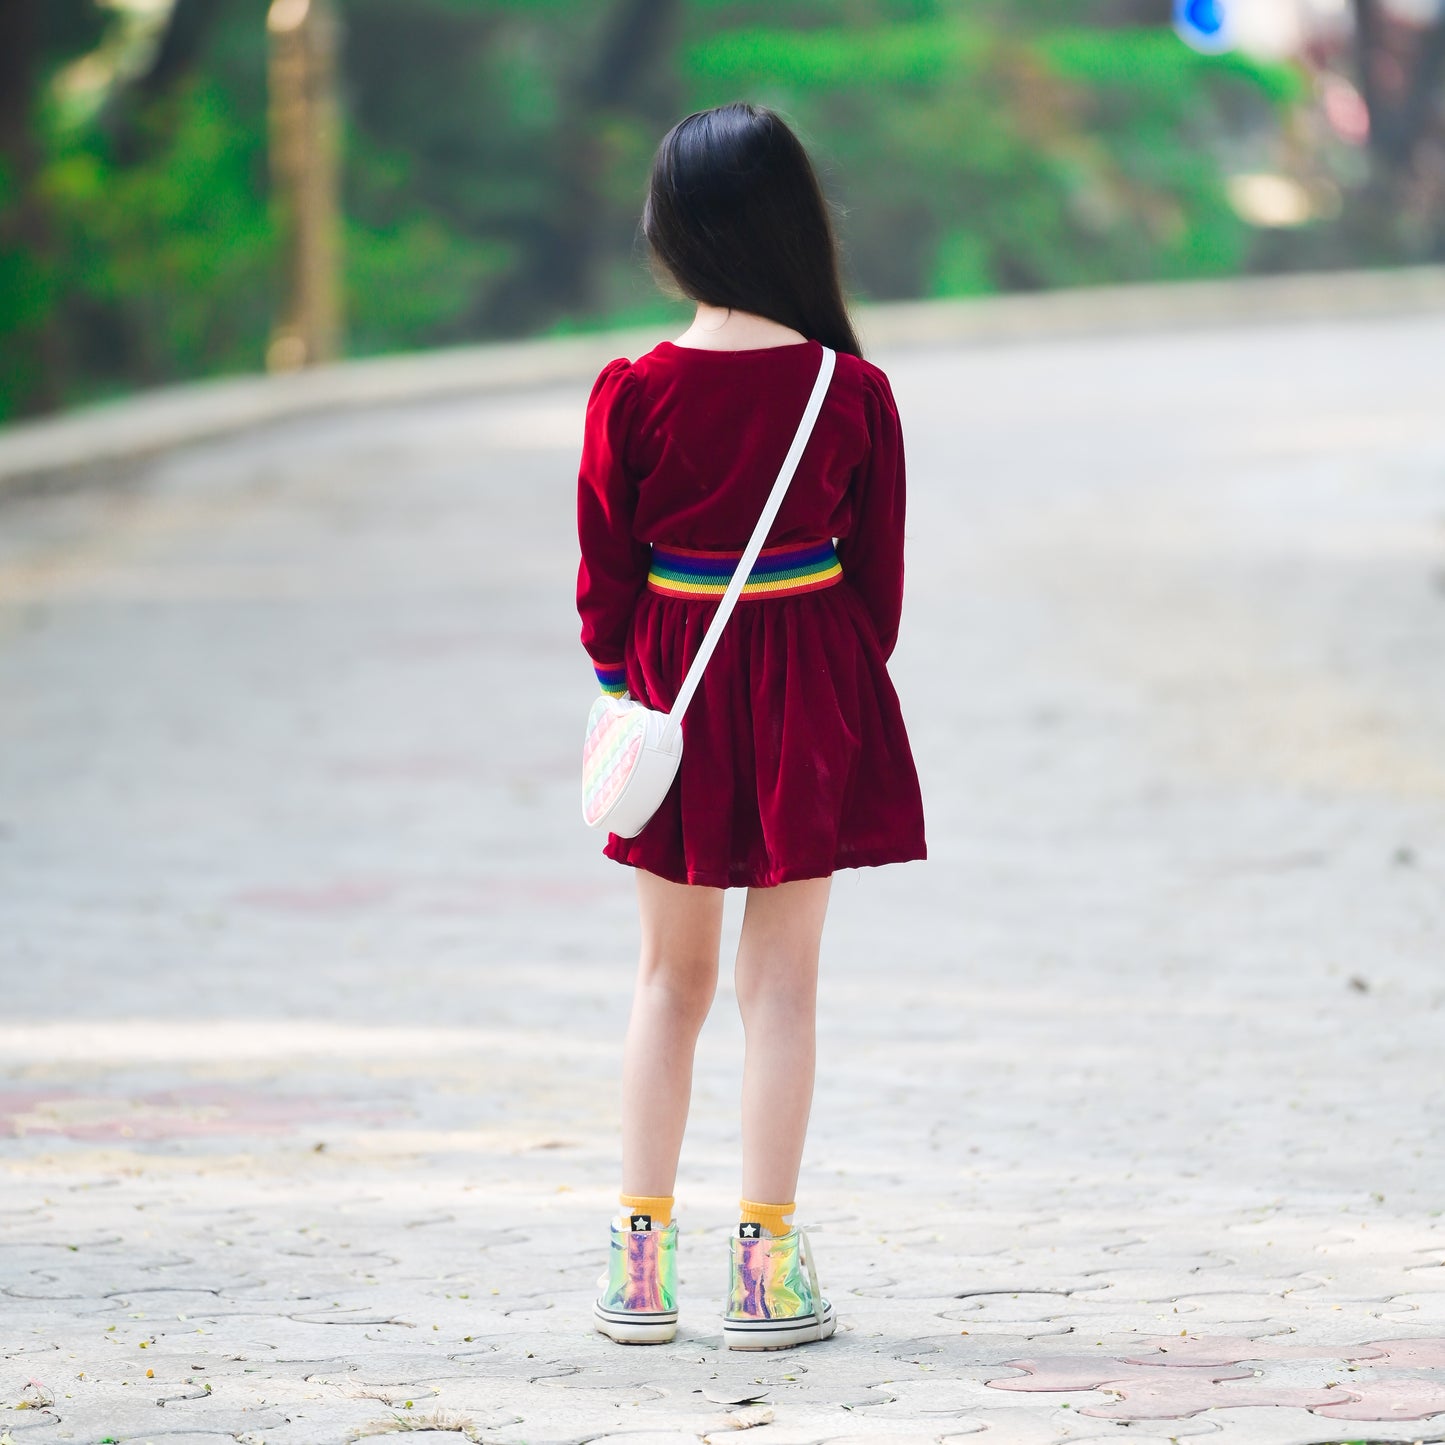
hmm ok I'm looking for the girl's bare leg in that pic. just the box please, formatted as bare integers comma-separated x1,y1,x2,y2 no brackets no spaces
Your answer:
619,870,725,1197
733,876,832,1205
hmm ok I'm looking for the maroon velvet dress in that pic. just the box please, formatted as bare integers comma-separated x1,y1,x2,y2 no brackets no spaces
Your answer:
576,337,926,889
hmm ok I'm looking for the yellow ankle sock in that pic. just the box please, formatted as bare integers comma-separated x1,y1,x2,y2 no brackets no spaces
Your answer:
619,1192,673,1228
739,1198,795,1238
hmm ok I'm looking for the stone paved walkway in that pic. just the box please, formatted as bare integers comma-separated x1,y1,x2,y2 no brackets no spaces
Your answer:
2,313,1444,1445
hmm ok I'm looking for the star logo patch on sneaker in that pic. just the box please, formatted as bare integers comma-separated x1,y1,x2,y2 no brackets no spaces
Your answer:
630,1213,652,1231
739,1222,761,1239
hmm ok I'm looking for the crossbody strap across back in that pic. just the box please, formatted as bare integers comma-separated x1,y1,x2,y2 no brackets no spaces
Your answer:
661,344,837,741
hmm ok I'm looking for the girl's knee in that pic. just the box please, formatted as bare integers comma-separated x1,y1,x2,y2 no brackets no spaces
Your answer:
636,951,719,1024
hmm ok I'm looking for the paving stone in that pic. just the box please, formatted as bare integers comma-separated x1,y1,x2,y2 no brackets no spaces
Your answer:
1077,1376,1348,1420
1171,1403,1440,1443
1383,1296,1445,1326
984,1355,1255,1391
1309,1377,1445,1420
1120,1331,1392,1365
1051,1437,1215,1445
1370,1339,1445,1368
942,1407,1223,1443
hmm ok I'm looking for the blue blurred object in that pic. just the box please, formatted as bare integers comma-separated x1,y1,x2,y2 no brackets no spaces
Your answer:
1174,0,1232,52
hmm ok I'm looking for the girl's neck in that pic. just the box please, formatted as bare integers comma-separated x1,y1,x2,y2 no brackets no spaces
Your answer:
672,303,808,352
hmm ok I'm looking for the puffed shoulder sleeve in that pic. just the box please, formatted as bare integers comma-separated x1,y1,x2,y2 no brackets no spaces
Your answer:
576,357,649,695
835,363,908,660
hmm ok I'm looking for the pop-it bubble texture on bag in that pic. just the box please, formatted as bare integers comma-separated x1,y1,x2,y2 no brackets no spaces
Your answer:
582,696,648,826
580,694,684,838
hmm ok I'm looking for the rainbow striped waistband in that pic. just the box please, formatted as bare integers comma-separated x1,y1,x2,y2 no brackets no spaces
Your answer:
647,540,843,600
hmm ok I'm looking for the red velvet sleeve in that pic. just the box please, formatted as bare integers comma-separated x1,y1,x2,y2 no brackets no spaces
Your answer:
836,365,908,660
576,357,649,695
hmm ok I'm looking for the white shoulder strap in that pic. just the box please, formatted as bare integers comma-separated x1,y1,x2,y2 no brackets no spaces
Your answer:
663,344,836,735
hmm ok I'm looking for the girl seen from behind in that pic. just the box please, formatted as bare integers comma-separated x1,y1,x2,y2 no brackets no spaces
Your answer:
576,100,926,1350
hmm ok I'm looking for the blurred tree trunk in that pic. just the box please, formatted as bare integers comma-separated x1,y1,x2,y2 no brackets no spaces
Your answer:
1394,17,1445,171
0,0,63,413
0,5,35,159
1350,0,1445,255
267,0,342,368
492,0,681,332
1352,0,1445,171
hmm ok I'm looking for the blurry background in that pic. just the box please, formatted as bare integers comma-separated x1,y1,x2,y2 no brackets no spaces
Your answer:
2,0,1444,423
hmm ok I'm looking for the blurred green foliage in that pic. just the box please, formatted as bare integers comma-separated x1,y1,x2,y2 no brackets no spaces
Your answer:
0,0,1330,421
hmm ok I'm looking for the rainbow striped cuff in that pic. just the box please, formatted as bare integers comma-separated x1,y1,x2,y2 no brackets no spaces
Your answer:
592,660,627,697
647,540,842,601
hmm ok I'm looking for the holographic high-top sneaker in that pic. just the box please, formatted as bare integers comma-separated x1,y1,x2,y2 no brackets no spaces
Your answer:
722,1222,835,1350
593,1212,678,1344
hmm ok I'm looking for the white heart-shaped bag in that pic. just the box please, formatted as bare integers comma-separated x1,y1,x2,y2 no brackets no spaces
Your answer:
581,344,837,838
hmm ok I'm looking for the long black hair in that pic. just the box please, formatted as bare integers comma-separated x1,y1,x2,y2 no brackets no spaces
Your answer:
640,102,864,359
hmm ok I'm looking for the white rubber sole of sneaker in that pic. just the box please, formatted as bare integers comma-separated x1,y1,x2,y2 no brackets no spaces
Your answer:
722,1300,836,1351
593,1299,678,1344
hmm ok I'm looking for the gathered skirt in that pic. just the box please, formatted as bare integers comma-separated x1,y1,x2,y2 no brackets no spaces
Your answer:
604,580,927,889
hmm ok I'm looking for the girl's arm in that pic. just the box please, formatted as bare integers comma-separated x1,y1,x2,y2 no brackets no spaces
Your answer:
576,357,649,695
836,365,907,661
